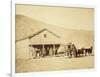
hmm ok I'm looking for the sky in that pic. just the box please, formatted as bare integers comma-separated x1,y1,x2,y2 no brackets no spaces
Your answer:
16,4,94,31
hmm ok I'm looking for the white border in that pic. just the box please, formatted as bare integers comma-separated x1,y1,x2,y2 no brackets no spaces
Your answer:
11,0,15,76
12,0,96,77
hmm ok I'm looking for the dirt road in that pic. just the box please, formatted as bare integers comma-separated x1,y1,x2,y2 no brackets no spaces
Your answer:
16,56,94,73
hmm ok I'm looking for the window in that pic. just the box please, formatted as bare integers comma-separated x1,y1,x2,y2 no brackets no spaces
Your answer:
44,34,47,38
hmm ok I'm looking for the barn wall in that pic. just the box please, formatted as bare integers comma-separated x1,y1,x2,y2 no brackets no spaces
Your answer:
16,39,30,59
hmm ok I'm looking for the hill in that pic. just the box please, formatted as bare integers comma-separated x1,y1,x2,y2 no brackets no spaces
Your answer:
16,15,94,48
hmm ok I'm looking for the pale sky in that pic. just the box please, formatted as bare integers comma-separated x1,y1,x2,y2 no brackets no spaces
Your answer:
16,4,94,31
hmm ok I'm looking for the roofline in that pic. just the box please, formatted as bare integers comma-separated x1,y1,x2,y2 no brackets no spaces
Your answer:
29,28,60,39
16,28,60,42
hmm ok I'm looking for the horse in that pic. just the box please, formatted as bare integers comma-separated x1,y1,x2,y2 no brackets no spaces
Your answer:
77,48,85,57
84,46,93,56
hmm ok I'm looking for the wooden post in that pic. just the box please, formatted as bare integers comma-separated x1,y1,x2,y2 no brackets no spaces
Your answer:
53,44,55,56
42,45,45,57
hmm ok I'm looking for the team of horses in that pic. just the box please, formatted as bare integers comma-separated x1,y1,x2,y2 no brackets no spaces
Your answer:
58,43,93,58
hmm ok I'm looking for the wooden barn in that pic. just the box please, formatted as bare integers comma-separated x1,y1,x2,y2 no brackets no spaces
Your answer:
16,28,61,59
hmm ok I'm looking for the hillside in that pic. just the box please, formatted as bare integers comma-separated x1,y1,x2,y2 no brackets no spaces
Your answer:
16,15,94,48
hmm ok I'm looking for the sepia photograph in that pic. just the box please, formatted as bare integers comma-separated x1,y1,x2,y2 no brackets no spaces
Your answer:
15,4,94,73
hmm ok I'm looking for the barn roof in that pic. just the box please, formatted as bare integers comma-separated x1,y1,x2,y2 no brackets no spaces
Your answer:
29,28,60,39
16,28,61,43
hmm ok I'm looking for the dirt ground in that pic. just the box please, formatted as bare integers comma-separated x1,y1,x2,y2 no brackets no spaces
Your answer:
16,56,94,73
